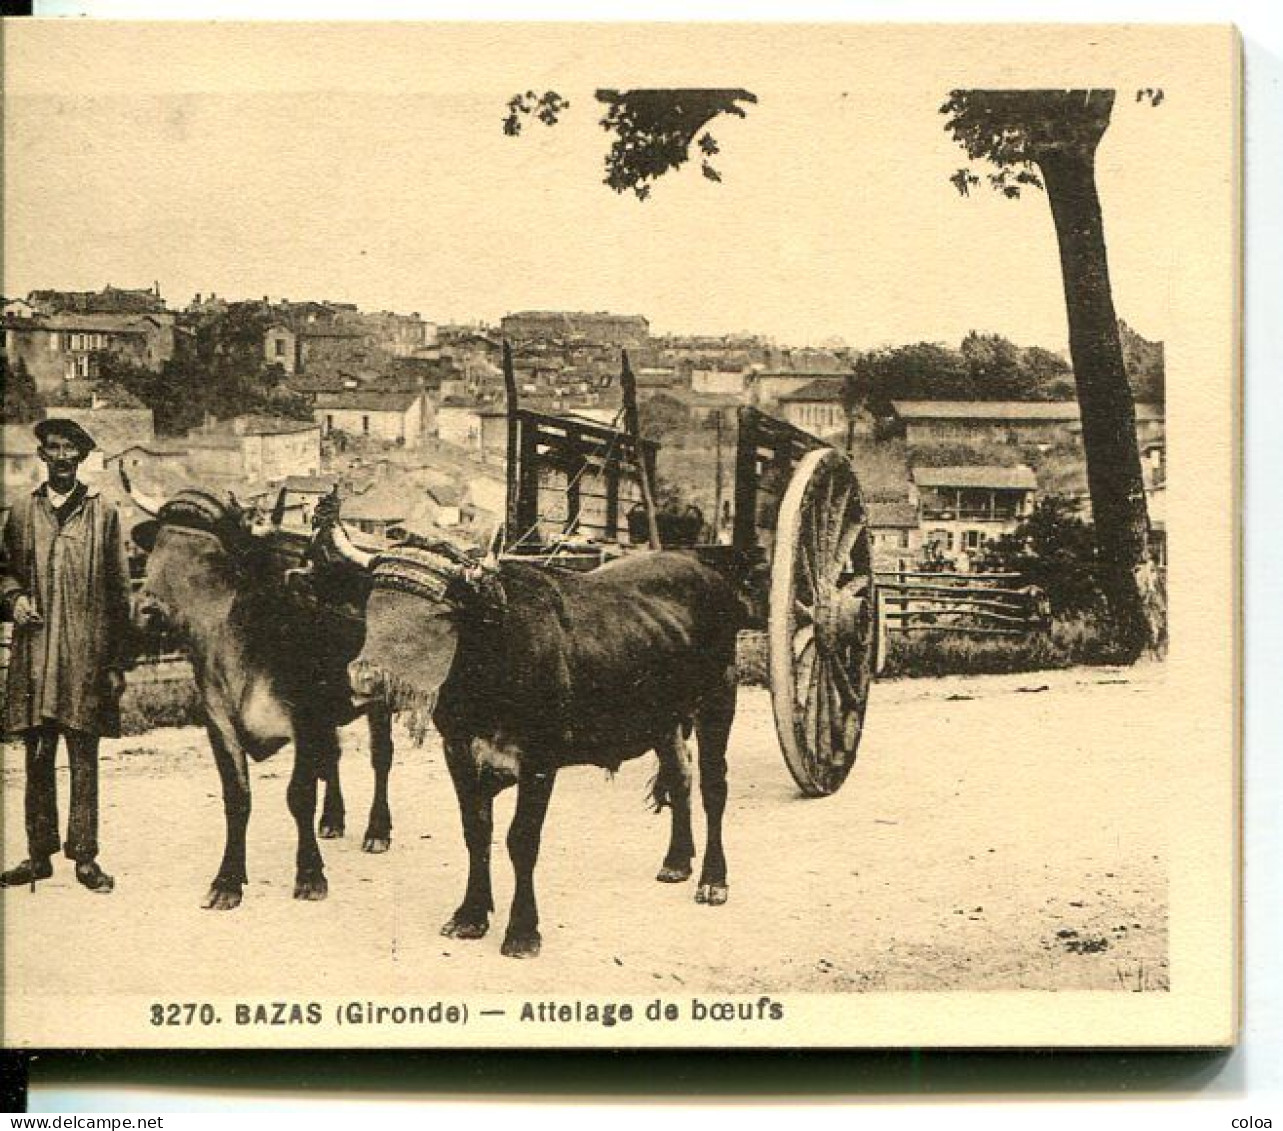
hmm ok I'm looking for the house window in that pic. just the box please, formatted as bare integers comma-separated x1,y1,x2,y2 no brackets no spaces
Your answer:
326,414,334,433
927,529,953,552
898,530,911,549
362,415,370,434
963,530,985,551
64,354,93,381
274,339,286,357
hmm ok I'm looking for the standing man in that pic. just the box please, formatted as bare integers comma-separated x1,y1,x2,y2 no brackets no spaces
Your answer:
1,418,133,893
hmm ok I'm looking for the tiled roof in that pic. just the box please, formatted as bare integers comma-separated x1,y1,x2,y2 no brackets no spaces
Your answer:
234,415,322,436
892,400,1164,422
280,475,340,494
867,499,919,528
776,378,846,403
315,390,421,413
912,465,1038,490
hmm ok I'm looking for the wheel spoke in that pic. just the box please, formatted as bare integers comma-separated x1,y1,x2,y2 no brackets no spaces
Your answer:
802,650,823,736
826,480,852,563
798,541,818,603
834,516,862,570
796,644,818,710
793,623,815,661
811,654,832,768
805,505,826,588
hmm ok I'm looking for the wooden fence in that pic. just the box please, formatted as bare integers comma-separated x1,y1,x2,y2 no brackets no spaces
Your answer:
875,570,1051,639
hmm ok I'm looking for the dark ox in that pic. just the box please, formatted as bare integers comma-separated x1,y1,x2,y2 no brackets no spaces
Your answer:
332,525,741,959
129,484,394,910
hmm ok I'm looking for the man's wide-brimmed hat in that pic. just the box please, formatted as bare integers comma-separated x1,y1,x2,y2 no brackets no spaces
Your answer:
34,418,97,454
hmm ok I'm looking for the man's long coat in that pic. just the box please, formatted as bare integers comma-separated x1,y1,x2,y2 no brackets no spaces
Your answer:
1,484,133,737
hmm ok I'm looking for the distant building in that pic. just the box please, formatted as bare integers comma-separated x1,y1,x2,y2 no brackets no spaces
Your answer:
264,324,298,374
27,285,167,317
107,442,190,492
776,378,870,440
4,312,176,395
912,464,1037,557
314,389,426,447
690,368,749,397
501,311,650,349
750,371,845,406
891,400,1165,448
867,498,921,571
297,326,376,374
180,415,321,483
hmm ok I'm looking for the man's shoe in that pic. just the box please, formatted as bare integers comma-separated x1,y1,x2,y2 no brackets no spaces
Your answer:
75,861,114,893
1,858,53,887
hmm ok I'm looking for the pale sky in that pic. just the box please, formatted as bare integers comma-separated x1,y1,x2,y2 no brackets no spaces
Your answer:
2,23,1215,349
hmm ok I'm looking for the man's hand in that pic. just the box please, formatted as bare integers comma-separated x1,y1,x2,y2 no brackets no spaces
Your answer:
105,668,127,703
11,594,43,627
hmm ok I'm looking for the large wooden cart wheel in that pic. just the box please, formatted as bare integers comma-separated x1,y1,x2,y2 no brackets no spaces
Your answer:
768,447,876,797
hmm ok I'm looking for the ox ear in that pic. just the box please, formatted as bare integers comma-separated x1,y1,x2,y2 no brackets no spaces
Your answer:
131,519,160,553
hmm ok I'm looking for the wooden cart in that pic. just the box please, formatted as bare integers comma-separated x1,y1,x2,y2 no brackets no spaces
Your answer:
496,348,877,798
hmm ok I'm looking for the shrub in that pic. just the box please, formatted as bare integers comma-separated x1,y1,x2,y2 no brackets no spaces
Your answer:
121,675,203,734
737,614,1127,686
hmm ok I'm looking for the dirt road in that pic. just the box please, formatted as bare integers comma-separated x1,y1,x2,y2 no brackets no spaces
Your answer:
2,665,1168,1007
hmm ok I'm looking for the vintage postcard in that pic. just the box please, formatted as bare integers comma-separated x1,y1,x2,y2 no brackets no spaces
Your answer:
0,21,1238,1049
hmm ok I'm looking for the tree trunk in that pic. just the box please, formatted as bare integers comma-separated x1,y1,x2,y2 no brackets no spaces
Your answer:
1038,146,1167,660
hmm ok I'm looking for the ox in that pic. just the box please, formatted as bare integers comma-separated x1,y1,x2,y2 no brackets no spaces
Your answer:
127,482,395,909
330,524,742,958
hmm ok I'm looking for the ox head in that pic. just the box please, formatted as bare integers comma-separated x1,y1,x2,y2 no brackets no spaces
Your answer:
329,522,501,716
123,468,287,635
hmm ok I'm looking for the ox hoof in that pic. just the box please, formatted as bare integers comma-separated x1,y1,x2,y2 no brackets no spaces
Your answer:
318,821,345,840
293,874,329,901
362,834,392,854
203,884,243,911
695,882,729,906
441,915,489,940
656,864,692,883
501,930,542,959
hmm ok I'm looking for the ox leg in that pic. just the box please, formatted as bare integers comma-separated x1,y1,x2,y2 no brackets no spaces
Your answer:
318,759,346,840
694,666,737,906
204,721,251,911
441,738,503,940
289,721,336,902
362,706,394,854
654,728,695,884
501,765,556,959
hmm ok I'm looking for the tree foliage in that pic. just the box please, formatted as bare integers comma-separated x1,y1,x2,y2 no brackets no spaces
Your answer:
96,303,312,435
503,87,757,200
981,495,1104,615
0,355,41,424
852,332,1075,415
1119,319,1165,403
638,391,692,442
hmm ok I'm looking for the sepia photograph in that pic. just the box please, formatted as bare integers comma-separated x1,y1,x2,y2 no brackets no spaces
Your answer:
0,21,1239,1050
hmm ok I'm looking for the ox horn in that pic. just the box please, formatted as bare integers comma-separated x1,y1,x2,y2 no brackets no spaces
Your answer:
329,520,376,570
118,464,164,517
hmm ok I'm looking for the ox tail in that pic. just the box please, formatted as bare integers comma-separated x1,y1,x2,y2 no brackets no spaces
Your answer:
647,769,671,814
348,660,437,747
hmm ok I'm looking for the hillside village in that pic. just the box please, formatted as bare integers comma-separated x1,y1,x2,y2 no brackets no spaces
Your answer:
2,285,1166,572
